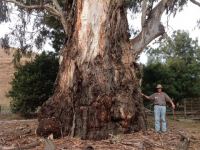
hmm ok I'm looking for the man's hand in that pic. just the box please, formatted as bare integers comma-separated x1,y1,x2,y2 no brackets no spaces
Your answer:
172,103,175,109
141,93,150,100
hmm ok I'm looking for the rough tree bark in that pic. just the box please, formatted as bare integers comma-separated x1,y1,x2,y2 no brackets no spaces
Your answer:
36,0,147,140
4,0,174,140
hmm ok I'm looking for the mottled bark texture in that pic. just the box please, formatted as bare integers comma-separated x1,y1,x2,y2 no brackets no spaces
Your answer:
37,0,148,140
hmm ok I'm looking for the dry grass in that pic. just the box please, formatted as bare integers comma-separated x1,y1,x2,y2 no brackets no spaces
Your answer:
0,113,24,120
147,114,200,149
147,114,200,131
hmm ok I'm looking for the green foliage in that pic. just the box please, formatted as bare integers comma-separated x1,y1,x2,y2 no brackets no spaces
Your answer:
143,31,200,102
34,15,66,52
8,52,59,116
43,16,65,52
125,0,143,12
147,31,200,62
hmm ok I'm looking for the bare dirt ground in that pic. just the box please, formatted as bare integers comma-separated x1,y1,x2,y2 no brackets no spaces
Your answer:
0,116,200,150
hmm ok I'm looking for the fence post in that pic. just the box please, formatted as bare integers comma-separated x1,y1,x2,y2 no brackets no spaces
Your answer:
184,99,187,119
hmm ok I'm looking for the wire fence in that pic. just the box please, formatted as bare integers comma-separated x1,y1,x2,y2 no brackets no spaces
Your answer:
0,105,11,114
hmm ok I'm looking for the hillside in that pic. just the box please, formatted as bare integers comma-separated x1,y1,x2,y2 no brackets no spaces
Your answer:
0,48,33,107
0,48,15,107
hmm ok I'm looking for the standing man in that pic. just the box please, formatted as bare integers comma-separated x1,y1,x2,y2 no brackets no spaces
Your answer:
142,84,175,133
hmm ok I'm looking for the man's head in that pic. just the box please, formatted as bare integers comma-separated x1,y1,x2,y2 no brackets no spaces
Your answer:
156,84,163,92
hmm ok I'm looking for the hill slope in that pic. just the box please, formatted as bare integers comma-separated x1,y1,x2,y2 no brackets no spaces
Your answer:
0,49,15,106
0,48,33,107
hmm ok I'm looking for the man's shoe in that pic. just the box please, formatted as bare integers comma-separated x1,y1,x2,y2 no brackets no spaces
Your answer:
155,131,161,134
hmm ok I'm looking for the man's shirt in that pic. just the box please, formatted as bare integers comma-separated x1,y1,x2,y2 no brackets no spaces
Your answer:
149,92,172,106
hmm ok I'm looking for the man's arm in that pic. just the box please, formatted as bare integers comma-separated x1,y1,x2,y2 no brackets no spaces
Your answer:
165,93,175,109
170,100,175,109
141,93,152,100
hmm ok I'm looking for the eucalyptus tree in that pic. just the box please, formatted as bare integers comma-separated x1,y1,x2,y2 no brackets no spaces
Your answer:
1,0,197,139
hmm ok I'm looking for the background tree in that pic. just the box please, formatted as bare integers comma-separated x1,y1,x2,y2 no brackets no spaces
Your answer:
8,52,59,116
0,0,195,140
143,30,200,104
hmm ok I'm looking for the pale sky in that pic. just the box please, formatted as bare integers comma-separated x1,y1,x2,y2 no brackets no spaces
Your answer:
0,2,200,63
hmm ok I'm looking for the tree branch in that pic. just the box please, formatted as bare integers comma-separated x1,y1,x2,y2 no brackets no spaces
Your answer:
3,0,69,35
3,0,61,17
141,0,147,27
45,5,62,17
52,0,63,12
130,0,174,59
190,0,200,7
51,0,68,35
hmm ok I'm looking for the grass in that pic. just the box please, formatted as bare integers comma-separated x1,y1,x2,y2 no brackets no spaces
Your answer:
146,114,200,133
0,113,24,120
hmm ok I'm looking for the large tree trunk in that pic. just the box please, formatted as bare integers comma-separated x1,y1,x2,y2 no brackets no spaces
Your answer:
37,0,147,140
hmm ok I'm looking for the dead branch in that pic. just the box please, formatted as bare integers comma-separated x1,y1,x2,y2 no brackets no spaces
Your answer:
142,138,163,148
120,141,139,147
0,141,41,150
176,132,190,150
158,134,164,147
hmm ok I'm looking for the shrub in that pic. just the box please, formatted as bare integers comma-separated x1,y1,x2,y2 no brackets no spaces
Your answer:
8,52,59,116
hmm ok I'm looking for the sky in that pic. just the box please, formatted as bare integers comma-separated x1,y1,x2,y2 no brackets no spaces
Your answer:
0,2,200,63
